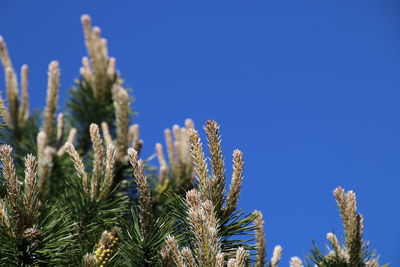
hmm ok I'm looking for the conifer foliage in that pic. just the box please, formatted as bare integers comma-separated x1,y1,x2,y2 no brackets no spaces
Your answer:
0,15,387,266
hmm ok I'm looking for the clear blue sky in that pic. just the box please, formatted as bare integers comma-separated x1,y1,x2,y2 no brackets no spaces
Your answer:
1,1,399,265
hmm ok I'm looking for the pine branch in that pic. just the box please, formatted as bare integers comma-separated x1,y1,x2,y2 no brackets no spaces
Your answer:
66,79,116,154
305,187,387,267
0,146,76,266
118,207,176,267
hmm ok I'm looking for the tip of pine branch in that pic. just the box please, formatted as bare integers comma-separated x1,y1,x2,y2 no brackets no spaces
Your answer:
185,118,194,129
93,26,101,36
64,142,73,150
5,66,13,75
127,148,138,161
0,36,5,48
49,60,59,70
81,14,91,24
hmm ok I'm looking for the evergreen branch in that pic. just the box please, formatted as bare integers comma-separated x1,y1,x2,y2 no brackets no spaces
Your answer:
56,113,64,145
23,154,38,221
224,149,244,218
128,148,153,242
0,145,20,211
89,123,104,200
42,60,60,145
113,85,130,161
0,222,20,266
165,235,185,267
57,127,77,157
66,79,115,153
65,142,89,196
80,14,117,100
155,143,168,185
98,144,116,201
156,121,194,196
205,120,226,213
235,247,250,267
186,189,221,267
290,256,304,267
181,247,196,267
305,187,387,267
128,123,142,152
187,128,211,200
118,206,176,266
18,64,29,124
0,113,40,179
270,245,283,267
253,210,266,267
35,204,77,266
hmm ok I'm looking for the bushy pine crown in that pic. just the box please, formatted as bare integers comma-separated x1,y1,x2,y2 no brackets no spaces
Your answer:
0,15,386,267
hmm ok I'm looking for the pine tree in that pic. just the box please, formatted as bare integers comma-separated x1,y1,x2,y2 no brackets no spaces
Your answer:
0,14,387,267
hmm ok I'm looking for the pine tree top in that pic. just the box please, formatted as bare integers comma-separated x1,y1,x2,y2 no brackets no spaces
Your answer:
0,14,387,267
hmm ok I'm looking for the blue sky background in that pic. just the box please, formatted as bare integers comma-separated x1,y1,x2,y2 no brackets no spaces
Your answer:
1,0,399,265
